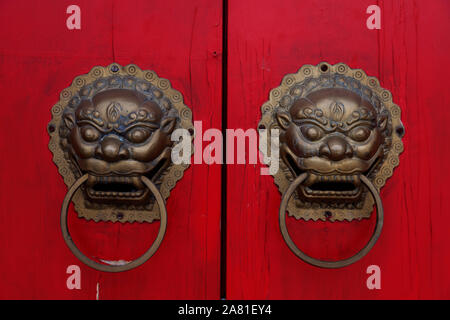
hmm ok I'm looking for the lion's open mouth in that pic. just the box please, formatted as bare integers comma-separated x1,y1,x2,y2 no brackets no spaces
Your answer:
86,175,147,201
281,148,367,202
302,174,361,200
82,156,170,204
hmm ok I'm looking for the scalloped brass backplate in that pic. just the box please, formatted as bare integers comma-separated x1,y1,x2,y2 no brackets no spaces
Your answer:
48,63,193,223
258,62,404,222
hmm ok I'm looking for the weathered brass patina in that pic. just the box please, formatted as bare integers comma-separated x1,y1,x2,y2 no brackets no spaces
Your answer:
258,62,404,268
48,63,193,272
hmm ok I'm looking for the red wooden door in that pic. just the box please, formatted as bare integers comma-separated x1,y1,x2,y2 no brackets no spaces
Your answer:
1,0,449,300
226,0,450,299
0,0,222,299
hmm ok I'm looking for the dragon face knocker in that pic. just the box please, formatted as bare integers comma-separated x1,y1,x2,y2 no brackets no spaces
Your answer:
259,62,404,268
48,64,193,272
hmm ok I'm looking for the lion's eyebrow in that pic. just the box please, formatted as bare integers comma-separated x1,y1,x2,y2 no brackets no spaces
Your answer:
123,117,160,127
293,118,376,134
293,118,330,131
342,120,376,132
118,121,160,133
76,119,110,133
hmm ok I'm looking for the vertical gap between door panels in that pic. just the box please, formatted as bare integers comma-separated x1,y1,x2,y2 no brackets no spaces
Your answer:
220,0,228,300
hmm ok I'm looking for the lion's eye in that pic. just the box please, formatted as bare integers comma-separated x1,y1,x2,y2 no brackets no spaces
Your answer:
300,125,323,141
80,125,100,142
349,126,371,142
127,127,151,143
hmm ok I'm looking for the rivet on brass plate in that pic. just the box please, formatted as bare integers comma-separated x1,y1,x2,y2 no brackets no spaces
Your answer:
258,62,404,268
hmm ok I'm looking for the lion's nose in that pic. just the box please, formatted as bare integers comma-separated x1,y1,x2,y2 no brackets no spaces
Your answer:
319,136,353,161
96,136,130,162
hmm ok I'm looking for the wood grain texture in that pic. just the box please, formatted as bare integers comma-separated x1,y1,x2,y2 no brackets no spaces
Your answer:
226,0,450,299
0,0,222,299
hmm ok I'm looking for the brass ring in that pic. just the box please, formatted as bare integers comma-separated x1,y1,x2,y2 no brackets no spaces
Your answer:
60,174,167,272
279,173,383,268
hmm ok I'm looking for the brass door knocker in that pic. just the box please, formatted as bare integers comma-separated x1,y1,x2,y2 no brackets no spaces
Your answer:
258,62,404,268
48,64,193,272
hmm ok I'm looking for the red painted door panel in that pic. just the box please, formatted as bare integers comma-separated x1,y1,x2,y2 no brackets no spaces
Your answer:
0,0,222,299
226,0,450,299
0,0,449,300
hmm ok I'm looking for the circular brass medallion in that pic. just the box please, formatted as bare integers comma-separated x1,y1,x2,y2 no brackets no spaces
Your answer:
258,62,404,222
48,63,193,223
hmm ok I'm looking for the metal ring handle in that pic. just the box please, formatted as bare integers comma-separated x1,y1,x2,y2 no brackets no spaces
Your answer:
60,174,167,272
279,173,383,269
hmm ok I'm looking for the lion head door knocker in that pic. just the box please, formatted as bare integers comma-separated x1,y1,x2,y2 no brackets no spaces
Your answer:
48,64,193,272
259,62,404,268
